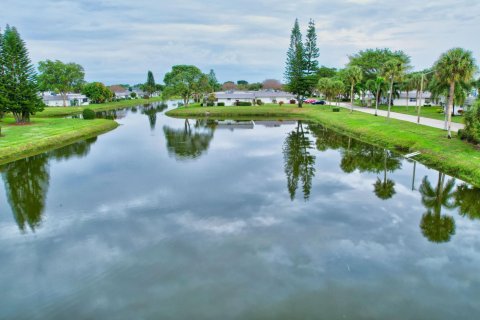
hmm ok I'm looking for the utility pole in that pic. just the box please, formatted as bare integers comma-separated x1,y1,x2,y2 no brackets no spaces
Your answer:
417,70,434,125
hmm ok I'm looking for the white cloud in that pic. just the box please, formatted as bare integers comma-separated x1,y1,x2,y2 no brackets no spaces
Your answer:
0,0,478,83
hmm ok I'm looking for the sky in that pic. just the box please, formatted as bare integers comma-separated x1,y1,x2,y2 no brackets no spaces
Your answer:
1,0,479,85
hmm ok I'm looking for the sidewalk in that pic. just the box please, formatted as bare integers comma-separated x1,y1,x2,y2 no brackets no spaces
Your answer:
334,103,464,132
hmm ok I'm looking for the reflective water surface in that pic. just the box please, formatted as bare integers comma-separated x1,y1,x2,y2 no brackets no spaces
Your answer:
1,102,479,319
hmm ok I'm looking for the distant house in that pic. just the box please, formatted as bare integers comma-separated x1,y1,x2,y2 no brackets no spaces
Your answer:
42,93,89,107
108,85,133,100
215,90,295,106
389,91,436,107
114,91,131,99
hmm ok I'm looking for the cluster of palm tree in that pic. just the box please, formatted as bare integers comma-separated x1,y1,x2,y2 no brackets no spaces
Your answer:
315,47,478,138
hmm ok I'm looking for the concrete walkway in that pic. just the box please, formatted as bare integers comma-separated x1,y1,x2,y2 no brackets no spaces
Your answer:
332,102,464,132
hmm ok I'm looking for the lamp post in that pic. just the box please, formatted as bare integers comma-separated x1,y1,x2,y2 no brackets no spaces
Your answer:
417,70,434,124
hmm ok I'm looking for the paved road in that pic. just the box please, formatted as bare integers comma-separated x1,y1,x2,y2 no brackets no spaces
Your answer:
333,102,464,132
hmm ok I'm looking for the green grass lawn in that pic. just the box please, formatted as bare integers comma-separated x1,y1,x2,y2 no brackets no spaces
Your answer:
34,96,164,117
167,103,480,186
374,105,464,124
0,117,118,164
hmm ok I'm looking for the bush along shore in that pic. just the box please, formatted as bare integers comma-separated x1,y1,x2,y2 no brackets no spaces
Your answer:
166,104,480,187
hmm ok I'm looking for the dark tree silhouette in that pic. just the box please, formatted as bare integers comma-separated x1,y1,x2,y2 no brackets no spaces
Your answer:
419,173,457,243
373,149,397,200
48,137,97,161
283,121,316,201
142,103,168,130
454,184,480,220
1,154,50,232
163,119,215,160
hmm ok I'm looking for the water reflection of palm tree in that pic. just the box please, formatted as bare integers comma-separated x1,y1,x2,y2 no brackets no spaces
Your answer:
283,121,316,201
373,149,397,200
163,119,215,160
1,154,50,232
419,173,456,243
454,184,480,220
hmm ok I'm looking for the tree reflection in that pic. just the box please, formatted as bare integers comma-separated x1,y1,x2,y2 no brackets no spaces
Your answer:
419,173,456,243
1,154,50,232
454,184,480,220
373,149,397,200
1,138,98,232
163,119,215,160
142,103,168,130
283,121,316,201
48,137,97,161
309,123,401,200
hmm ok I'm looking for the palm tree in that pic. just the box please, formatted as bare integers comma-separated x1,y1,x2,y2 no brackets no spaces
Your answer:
419,173,457,243
433,48,477,138
383,59,407,119
373,149,396,200
344,66,363,112
331,80,345,106
371,77,386,116
401,74,415,110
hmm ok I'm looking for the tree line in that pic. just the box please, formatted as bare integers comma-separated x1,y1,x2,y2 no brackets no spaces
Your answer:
284,19,479,138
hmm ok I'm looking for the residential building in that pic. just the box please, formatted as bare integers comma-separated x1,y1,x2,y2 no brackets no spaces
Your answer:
215,90,296,106
41,93,89,107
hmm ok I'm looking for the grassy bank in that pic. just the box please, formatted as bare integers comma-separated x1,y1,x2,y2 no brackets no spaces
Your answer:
0,117,118,164
34,96,164,117
166,104,480,186
375,105,464,123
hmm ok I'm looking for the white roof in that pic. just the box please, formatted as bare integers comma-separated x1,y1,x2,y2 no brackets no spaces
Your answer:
215,91,294,99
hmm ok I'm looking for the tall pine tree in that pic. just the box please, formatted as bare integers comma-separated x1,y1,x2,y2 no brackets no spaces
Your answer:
145,70,156,97
0,25,43,123
0,28,6,119
207,69,219,92
304,19,320,94
284,19,308,108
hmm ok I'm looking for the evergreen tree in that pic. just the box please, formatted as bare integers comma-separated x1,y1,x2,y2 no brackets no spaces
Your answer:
0,25,43,123
304,21,319,73
0,28,6,119
207,69,220,92
304,19,320,95
284,19,308,108
145,70,156,97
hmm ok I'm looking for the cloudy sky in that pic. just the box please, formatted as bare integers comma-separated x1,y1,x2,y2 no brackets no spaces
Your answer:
1,0,478,85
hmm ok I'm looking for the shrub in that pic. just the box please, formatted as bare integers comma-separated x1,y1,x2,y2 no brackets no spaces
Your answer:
289,100,296,104
332,107,340,112
279,101,284,106
82,108,96,120
206,102,215,107
462,102,480,144
237,101,252,106
217,102,225,106
256,99,264,105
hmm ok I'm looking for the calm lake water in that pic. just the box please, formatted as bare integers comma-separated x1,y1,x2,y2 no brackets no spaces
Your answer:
1,102,480,319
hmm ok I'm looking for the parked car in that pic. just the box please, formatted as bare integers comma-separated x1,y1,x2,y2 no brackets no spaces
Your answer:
312,100,326,105
304,99,317,104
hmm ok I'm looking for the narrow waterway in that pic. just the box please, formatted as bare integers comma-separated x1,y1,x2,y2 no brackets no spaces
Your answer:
1,102,479,319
